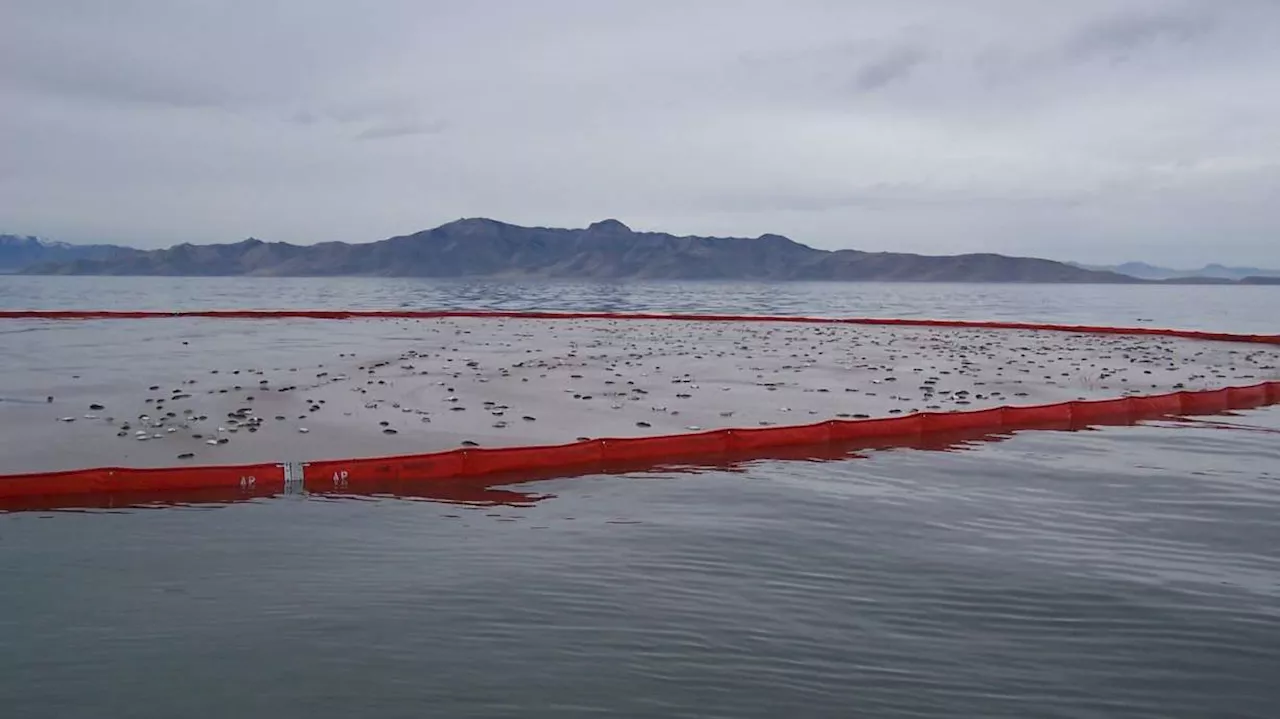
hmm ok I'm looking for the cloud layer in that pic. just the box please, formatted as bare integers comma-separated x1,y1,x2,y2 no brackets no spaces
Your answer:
2,0,1278,266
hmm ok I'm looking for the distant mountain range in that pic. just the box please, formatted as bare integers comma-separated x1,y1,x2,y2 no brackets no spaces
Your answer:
4,220,1275,284
1069,261,1280,281
13,219,1135,282
0,234,125,273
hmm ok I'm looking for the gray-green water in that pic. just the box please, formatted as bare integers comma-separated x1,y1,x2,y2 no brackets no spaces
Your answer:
2,278,1278,718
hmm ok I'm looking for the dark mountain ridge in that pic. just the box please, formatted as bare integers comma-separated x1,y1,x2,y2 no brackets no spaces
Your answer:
20,218,1139,283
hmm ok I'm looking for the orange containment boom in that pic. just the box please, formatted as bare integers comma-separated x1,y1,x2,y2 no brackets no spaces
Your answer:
1,310,1277,505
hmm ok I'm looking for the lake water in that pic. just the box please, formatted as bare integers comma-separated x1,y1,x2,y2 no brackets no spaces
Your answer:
2,277,1278,718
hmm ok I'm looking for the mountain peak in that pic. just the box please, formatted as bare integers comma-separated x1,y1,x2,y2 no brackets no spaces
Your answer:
438,217,509,232
587,219,631,233
756,233,801,245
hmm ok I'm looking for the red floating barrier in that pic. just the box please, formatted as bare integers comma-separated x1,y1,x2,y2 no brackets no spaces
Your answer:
1069,398,1134,425
119,463,283,493
2,308,1277,346
828,413,924,440
1001,403,1073,428
1227,384,1270,409
599,430,731,464
0,462,280,499
1180,388,1231,415
0,467,115,499
461,441,603,477
1127,392,1184,419
725,422,831,452
921,408,1005,434
308,449,469,486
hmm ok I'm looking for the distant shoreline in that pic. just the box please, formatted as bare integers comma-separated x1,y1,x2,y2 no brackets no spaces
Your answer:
5,272,1277,285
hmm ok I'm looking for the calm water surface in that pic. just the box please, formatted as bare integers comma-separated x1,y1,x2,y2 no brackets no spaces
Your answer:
3,275,1279,332
1,278,1278,718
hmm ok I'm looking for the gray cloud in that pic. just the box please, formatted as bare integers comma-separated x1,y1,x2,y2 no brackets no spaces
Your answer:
853,46,926,92
1066,8,1213,63
355,119,449,141
1,0,1278,267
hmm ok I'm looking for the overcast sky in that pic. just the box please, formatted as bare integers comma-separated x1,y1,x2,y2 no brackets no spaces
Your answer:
2,1,1278,267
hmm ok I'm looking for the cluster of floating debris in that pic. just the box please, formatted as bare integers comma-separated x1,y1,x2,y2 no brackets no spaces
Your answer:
7,317,1277,472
